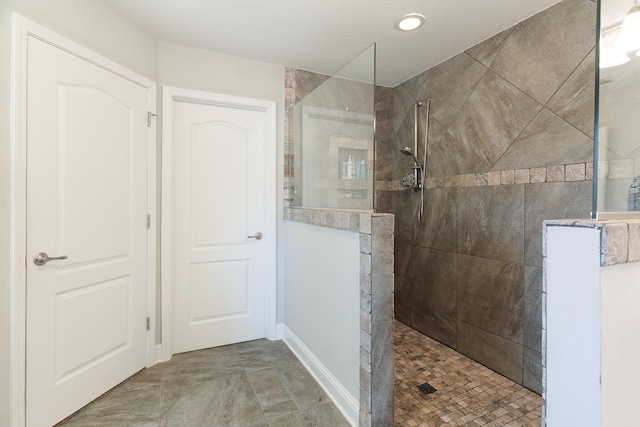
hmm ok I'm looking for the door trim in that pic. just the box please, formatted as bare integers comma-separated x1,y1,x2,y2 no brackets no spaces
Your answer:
161,86,277,362
9,15,157,427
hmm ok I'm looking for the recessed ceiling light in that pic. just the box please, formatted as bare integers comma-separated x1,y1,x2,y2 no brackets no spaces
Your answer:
397,14,425,31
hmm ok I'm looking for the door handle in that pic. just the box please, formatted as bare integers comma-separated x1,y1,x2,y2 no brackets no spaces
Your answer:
247,232,263,240
33,252,68,266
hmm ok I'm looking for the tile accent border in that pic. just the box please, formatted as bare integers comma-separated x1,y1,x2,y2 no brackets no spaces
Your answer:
378,158,640,192
284,208,395,427
543,218,640,266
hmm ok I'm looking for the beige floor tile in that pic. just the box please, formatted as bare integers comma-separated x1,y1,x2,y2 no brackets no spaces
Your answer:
394,320,542,427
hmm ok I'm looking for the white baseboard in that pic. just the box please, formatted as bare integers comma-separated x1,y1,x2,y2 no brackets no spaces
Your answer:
154,344,163,364
282,325,358,426
275,323,284,340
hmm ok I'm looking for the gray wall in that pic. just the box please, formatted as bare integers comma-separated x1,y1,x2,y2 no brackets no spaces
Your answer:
376,0,597,393
283,221,361,404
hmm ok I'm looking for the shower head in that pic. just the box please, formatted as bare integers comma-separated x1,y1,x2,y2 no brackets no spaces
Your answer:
400,146,421,166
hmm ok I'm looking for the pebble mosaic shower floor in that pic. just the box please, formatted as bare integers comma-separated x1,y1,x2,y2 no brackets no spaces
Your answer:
394,320,543,427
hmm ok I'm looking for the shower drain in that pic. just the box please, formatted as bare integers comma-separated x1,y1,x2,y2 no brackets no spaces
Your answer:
417,382,437,395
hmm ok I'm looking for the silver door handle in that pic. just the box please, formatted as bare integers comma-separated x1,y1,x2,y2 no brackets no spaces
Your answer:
33,252,68,266
248,232,263,240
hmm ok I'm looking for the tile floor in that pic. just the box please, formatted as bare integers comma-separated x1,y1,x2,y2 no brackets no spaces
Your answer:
56,339,350,427
394,321,543,427
57,321,543,427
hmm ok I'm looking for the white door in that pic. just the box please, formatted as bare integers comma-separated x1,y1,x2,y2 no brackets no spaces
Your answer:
25,36,149,427
170,97,268,354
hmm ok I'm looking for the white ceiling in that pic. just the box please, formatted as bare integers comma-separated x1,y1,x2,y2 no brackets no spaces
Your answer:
101,0,562,87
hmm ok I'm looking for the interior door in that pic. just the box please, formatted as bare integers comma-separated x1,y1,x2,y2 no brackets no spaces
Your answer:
25,36,149,427
171,98,267,354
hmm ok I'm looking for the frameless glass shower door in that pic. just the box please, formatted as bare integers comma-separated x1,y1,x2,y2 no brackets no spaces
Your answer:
594,0,640,218
292,44,376,210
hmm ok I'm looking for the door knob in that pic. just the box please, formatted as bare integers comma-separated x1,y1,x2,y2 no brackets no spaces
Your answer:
33,252,68,266
247,232,263,240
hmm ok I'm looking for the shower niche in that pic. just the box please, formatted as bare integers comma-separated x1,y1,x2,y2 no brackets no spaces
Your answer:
300,106,374,209
333,139,373,208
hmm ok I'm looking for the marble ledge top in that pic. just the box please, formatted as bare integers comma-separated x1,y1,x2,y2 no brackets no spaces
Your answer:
284,207,393,234
544,218,640,266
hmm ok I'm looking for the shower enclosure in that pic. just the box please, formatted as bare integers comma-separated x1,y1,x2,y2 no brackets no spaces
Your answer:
290,44,376,211
375,0,599,396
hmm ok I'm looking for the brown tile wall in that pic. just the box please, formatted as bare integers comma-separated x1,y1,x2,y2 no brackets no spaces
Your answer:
378,0,598,394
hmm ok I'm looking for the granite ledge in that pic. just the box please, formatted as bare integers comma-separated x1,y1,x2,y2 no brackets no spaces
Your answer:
543,218,640,266
284,207,393,234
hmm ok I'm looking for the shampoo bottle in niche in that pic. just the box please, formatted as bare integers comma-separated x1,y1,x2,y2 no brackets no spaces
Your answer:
346,155,355,180
629,176,640,211
358,160,367,179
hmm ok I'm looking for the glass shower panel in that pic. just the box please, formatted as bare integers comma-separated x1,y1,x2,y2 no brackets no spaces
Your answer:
292,44,375,210
594,0,640,218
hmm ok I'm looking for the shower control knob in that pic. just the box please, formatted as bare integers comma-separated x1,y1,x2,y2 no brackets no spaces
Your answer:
248,232,263,240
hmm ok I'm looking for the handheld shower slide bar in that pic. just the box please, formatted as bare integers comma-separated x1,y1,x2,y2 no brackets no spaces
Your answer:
399,99,431,222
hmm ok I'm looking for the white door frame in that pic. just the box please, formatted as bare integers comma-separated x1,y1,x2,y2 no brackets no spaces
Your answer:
9,15,157,427
161,86,277,362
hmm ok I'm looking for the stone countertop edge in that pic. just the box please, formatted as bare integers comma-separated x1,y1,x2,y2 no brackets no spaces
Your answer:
283,207,393,234
543,218,640,266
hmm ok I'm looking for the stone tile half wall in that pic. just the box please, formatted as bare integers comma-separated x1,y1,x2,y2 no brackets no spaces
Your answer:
381,0,597,395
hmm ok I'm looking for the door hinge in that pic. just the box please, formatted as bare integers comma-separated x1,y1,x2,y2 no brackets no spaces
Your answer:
146,317,150,331
147,111,157,127
147,213,151,229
